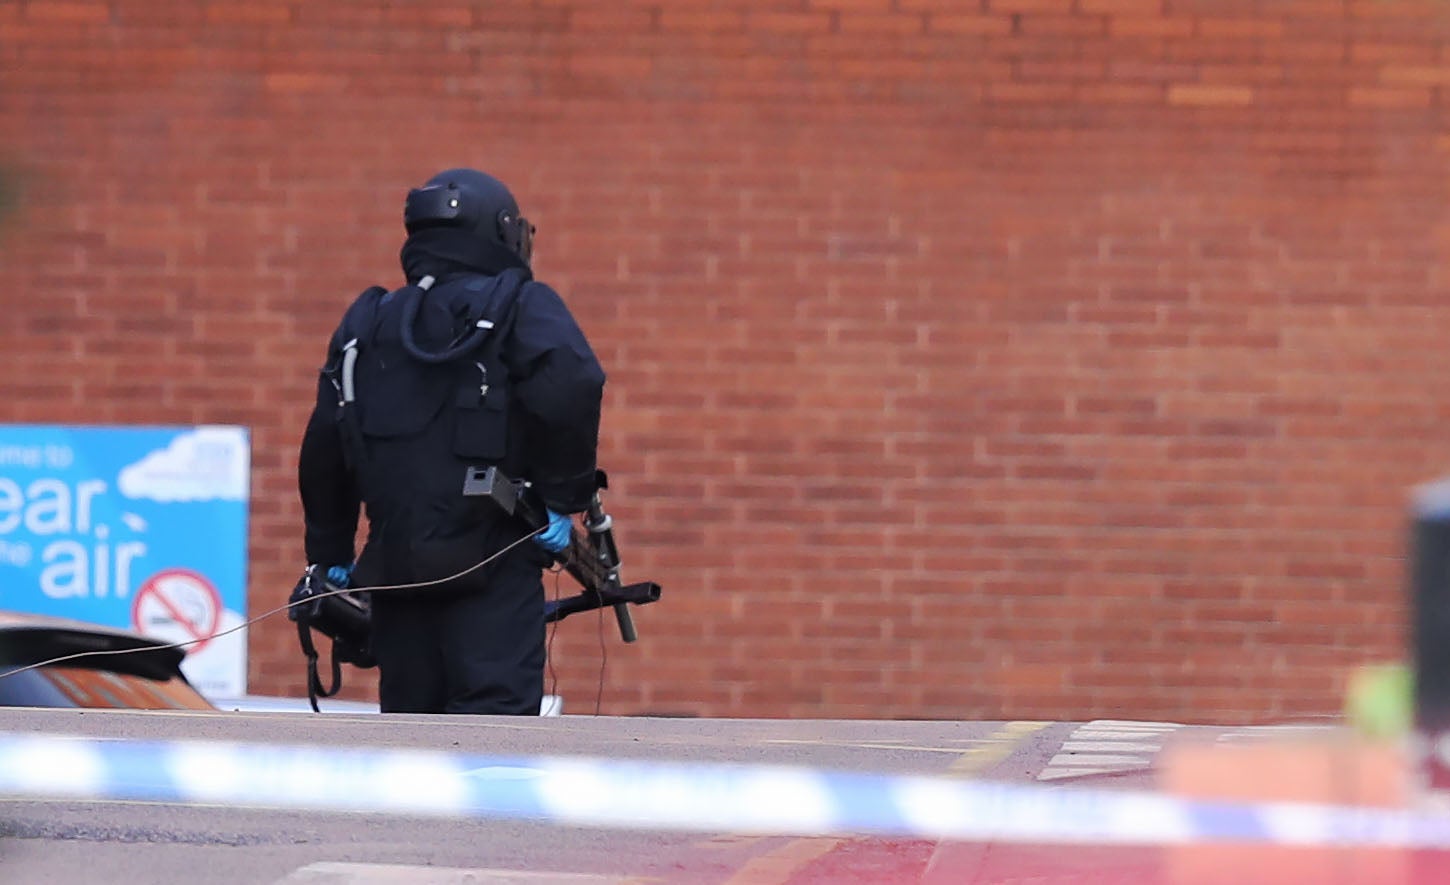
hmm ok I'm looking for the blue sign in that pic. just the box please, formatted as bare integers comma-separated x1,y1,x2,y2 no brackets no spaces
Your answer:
0,424,249,697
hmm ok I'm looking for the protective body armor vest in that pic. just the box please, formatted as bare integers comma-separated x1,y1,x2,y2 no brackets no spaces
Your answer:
322,270,531,584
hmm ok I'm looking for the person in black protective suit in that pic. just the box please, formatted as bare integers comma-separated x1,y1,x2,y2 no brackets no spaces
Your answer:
296,168,606,715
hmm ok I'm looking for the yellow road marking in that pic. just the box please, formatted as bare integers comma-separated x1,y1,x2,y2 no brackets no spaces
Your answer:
696,835,768,849
722,838,844,885
948,721,1049,776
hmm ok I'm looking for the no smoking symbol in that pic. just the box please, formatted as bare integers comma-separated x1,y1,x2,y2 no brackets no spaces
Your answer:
131,568,222,653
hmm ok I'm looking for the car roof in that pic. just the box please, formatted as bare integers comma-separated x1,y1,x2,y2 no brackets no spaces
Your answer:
0,608,189,680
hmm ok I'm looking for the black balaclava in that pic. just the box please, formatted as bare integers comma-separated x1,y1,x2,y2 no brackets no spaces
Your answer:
400,226,530,286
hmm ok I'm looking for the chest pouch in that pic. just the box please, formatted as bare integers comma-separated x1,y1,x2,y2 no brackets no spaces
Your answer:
444,273,526,462
452,342,511,461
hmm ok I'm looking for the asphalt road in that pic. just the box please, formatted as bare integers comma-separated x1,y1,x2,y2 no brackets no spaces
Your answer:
0,708,1292,884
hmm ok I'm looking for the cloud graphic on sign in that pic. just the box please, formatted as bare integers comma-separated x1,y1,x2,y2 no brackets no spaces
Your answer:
118,427,250,502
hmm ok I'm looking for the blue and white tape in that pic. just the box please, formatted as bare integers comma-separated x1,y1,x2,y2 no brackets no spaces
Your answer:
1,731,1449,848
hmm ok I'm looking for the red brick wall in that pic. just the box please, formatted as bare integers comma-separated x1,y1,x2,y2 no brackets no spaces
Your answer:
3,0,1448,723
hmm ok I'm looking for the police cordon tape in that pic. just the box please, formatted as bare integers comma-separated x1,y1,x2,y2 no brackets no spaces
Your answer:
1,730,1448,848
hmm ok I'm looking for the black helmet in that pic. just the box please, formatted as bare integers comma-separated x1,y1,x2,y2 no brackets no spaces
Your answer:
403,168,534,265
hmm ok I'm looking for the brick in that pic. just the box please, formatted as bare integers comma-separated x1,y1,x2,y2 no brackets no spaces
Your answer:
1019,14,1106,36
659,9,745,30
1167,83,1255,105
1080,0,1161,12
24,1,111,23
808,0,895,9
1197,18,1285,39
989,0,1074,11
1016,58,1107,80
1379,65,1450,85
205,3,292,25
1350,41,1437,63
927,13,1014,35
1347,86,1432,107
263,73,349,94
570,7,657,32
745,11,831,33
1108,58,1199,82
1109,14,1194,37
986,81,1076,102
1076,82,1163,103
381,5,472,27
838,12,927,35
292,4,386,26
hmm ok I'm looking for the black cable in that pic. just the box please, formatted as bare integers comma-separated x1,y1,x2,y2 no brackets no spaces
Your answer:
544,566,564,710
594,601,607,716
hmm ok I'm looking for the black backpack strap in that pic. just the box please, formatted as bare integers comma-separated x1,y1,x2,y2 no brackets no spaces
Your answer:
329,285,389,472
335,285,389,396
474,275,528,365
296,620,345,713
452,276,529,422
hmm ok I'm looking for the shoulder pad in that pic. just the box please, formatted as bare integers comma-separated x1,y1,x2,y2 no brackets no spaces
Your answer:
335,285,390,344
455,269,531,330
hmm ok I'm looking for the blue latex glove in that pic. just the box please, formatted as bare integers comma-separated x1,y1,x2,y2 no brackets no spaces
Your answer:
533,509,572,554
326,564,353,589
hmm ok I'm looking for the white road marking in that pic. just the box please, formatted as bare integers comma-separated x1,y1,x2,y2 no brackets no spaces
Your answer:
276,863,646,884
1047,753,1152,768
1036,720,1179,781
763,738,995,753
1036,767,1117,781
1089,720,1184,729
1039,721,1338,781
1060,741,1162,753
1215,725,1337,744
